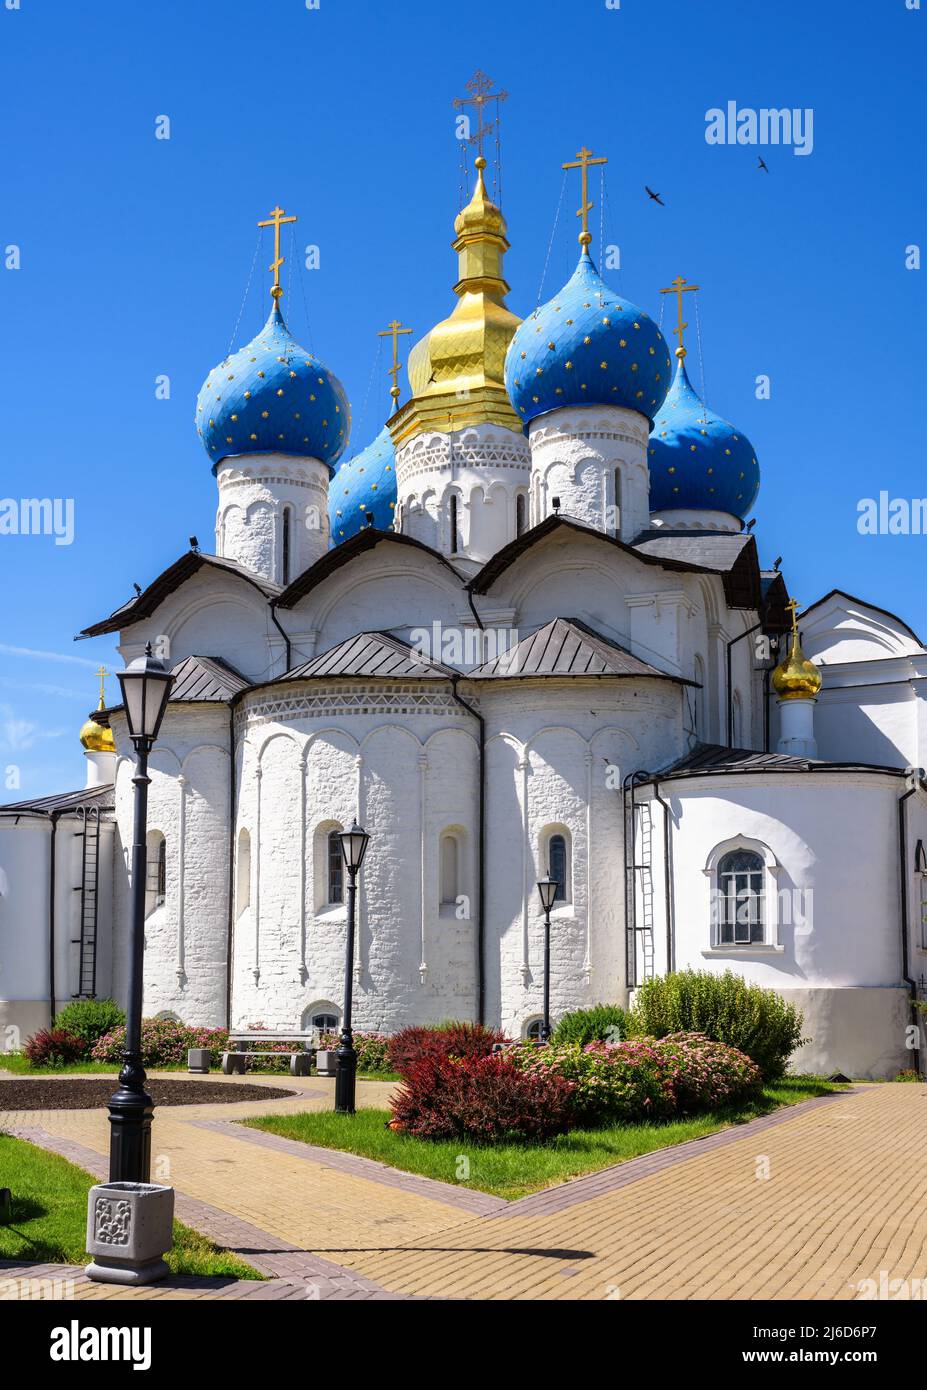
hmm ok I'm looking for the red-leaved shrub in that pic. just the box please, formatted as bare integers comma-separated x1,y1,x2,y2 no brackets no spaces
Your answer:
24,1028,86,1067
389,1052,574,1141
387,1022,507,1076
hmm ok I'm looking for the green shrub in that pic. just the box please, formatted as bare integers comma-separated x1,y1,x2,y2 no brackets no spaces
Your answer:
24,1029,86,1067
552,1004,629,1048
53,999,125,1054
630,970,806,1081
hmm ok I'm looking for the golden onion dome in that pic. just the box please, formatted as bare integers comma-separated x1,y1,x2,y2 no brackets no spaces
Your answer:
772,608,822,701
79,716,115,753
389,157,523,447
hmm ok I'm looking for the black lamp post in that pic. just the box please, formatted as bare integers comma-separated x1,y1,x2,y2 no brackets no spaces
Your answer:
536,874,560,1043
109,643,174,1181
335,821,370,1115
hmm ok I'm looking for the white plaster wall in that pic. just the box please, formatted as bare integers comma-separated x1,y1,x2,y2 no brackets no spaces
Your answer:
394,423,530,563
216,453,331,583
0,817,51,1041
231,684,479,1033
111,705,231,1027
528,406,651,541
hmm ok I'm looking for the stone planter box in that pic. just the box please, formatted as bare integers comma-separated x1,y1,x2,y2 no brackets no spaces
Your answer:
85,1182,174,1286
187,1048,210,1073
316,1049,336,1077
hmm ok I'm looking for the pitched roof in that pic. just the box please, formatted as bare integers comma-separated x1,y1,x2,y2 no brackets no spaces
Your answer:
283,631,457,682
465,617,695,683
799,589,925,650
0,783,115,817
275,529,462,609
630,529,762,609
168,655,251,702
77,551,281,639
656,743,904,780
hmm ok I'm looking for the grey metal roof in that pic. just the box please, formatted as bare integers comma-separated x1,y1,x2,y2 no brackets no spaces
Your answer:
631,530,761,609
657,743,904,780
169,654,251,702
276,529,462,610
0,783,115,816
284,631,457,682
465,617,695,683
78,551,282,639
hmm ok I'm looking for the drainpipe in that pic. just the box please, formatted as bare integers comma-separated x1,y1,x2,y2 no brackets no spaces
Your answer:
725,620,762,747
48,812,58,1025
456,585,488,1026
898,769,923,1077
224,704,236,1032
269,599,292,672
651,778,675,974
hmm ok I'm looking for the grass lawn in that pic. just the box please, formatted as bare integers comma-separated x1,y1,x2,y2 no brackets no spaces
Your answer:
244,1075,841,1201
0,1054,398,1082
0,1133,263,1279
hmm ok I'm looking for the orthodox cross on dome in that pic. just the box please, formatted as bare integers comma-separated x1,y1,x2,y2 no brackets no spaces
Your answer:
377,319,413,409
785,597,800,635
96,665,107,711
562,146,608,249
659,275,700,359
453,69,507,162
257,205,298,302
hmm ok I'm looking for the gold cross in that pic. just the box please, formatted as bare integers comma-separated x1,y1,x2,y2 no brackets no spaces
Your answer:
562,146,608,248
257,205,298,303
453,69,507,160
785,597,800,635
377,319,413,407
96,665,107,711
659,275,700,359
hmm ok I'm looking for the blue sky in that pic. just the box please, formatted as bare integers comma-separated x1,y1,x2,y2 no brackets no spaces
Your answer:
0,0,924,798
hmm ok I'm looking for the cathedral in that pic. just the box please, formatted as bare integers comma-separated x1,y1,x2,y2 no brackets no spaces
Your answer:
2,145,926,1081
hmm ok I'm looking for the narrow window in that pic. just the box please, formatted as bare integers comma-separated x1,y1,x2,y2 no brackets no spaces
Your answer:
440,834,459,905
449,494,459,554
145,831,166,917
548,833,567,903
612,467,622,535
516,493,527,538
327,829,344,905
236,828,251,916
282,505,292,585
716,849,765,945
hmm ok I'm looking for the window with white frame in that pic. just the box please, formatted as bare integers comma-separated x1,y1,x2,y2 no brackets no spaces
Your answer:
145,831,165,917
917,841,927,950
440,832,459,905
539,826,572,906
327,829,344,905
715,848,765,945
236,828,251,917
523,1017,545,1041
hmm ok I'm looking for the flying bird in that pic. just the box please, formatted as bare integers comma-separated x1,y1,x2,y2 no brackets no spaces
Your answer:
645,186,665,206
758,155,769,173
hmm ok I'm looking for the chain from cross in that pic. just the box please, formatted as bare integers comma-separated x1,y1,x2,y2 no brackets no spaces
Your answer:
659,275,700,359
453,69,508,161
377,319,413,406
561,147,608,248
257,205,298,302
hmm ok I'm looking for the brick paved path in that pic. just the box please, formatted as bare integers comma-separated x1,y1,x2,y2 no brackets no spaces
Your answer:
2,1072,925,1301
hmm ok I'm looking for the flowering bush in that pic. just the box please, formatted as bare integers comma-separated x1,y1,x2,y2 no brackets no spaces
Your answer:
92,1020,230,1067
318,1030,392,1073
388,1022,507,1076
24,1029,87,1067
390,1052,575,1142
511,1032,761,1126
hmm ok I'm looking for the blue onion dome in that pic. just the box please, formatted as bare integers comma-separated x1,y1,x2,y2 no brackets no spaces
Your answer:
196,303,350,472
504,250,672,426
328,426,397,543
648,356,760,518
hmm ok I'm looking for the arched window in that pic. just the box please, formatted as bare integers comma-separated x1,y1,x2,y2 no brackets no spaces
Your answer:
301,1003,341,1039
449,494,459,554
716,849,765,945
281,505,293,585
312,1011,338,1032
440,833,459,905
327,829,344,905
145,831,165,917
516,493,528,538
236,828,251,917
548,834,567,902
524,1017,545,1041
612,467,622,535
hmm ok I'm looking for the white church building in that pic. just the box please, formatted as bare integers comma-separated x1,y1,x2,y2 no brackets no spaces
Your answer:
2,154,926,1080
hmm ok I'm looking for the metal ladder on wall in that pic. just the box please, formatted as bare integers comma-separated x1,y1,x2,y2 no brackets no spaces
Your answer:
71,807,100,998
635,801,656,982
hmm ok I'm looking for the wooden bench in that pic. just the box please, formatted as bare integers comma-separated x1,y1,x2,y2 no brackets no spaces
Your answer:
220,1032,317,1077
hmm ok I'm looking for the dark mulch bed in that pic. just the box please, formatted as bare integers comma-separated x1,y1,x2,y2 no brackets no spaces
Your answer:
0,1079,296,1110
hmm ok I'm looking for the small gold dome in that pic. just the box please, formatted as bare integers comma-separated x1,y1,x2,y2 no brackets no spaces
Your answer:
772,615,822,702
80,717,115,753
